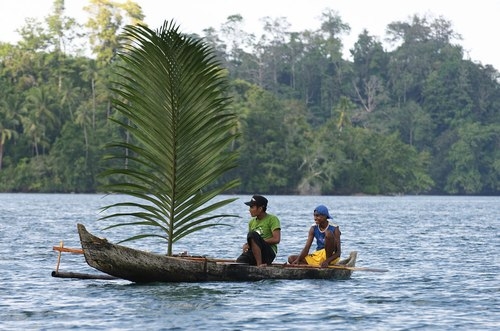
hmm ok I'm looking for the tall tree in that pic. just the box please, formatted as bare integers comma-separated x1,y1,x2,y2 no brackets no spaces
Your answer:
444,123,499,194
84,0,145,65
45,0,82,91
350,29,389,114
258,16,291,92
0,89,21,170
22,85,59,156
236,84,290,193
386,14,461,104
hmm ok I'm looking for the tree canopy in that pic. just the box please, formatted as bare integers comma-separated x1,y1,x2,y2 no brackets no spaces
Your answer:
1,1,499,195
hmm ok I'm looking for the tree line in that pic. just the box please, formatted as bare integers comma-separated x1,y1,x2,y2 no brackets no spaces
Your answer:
1,0,499,195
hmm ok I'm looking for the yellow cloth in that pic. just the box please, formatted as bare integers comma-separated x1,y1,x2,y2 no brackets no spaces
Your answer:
304,249,340,266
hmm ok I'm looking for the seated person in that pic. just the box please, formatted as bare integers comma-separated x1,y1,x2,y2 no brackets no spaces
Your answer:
236,195,281,266
288,205,341,268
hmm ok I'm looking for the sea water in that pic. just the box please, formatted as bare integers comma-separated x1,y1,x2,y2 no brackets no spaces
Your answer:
0,193,498,330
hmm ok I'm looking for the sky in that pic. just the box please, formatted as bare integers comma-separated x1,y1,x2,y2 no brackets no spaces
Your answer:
1,0,499,70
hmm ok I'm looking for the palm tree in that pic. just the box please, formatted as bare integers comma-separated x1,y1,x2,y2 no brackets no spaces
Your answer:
99,21,240,256
0,93,21,170
334,96,353,131
23,85,59,156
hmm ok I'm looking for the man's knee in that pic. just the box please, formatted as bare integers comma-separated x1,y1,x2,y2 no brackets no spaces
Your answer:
247,231,261,242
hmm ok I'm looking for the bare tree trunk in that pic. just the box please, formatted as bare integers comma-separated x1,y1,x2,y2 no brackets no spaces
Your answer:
0,142,3,170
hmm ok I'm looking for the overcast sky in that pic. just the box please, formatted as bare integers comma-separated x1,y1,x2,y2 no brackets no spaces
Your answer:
1,0,498,69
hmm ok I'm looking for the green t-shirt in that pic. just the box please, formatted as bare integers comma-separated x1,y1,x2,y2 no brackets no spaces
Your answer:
248,213,281,253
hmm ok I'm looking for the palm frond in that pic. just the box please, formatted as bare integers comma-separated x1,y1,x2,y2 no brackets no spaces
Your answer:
99,21,240,255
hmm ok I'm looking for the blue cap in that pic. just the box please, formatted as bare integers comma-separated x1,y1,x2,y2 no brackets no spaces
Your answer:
314,205,332,219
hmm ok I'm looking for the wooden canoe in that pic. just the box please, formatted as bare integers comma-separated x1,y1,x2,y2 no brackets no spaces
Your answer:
77,223,359,283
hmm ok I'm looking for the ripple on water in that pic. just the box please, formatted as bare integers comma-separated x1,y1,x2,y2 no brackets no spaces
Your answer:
0,194,499,330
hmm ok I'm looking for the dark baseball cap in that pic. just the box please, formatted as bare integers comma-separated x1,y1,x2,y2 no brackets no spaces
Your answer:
244,195,268,207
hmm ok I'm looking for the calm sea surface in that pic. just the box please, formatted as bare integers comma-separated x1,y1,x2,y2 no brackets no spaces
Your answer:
0,193,498,330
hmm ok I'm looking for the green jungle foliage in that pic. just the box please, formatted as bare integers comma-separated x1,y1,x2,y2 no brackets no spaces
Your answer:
1,1,499,195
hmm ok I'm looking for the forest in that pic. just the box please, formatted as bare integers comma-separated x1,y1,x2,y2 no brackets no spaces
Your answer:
1,0,499,195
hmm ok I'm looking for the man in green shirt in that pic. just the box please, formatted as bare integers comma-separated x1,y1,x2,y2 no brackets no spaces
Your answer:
236,195,281,266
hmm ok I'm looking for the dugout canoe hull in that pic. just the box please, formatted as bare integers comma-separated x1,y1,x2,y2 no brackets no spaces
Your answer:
77,223,357,283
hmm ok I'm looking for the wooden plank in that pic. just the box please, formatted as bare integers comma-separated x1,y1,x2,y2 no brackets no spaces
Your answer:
179,256,237,263
51,270,118,280
53,246,83,254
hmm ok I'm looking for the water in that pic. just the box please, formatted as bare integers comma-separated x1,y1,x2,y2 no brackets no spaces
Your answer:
1,194,498,330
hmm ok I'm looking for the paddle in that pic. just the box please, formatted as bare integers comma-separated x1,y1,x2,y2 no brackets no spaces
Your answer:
283,263,388,272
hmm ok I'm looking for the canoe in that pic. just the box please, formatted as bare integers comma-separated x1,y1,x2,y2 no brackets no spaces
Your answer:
77,223,360,283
